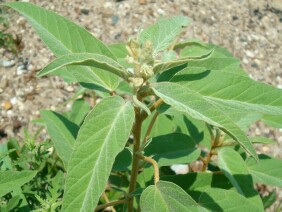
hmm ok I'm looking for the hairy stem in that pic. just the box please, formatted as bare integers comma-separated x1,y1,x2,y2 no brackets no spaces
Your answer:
95,199,127,212
141,98,163,121
141,111,159,147
128,108,142,212
141,155,159,184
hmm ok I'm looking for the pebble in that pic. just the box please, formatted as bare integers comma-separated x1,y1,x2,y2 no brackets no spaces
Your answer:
245,50,255,58
6,110,14,117
17,65,28,75
10,97,17,105
2,101,12,111
1,60,16,68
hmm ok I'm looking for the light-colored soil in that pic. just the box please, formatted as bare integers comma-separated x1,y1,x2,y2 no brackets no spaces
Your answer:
1,0,282,209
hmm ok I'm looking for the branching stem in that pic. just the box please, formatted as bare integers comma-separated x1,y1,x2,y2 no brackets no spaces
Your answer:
95,199,127,212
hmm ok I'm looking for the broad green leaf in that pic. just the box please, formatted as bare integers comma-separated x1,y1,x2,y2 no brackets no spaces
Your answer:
139,15,190,55
0,171,37,197
161,172,232,192
218,148,263,209
246,154,282,187
144,133,200,166
261,114,282,128
152,82,257,159
112,148,132,171
199,188,264,211
38,53,129,80
68,99,90,126
175,39,234,58
140,181,207,212
4,2,119,91
62,96,134,212
172,67,282,115
40,110,79,167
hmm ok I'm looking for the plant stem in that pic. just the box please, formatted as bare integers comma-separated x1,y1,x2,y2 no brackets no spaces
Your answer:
140,156,159,184
95,199,127,212
141,98,163,121
102,192,116,212
141,111,159,147
128,108,142,212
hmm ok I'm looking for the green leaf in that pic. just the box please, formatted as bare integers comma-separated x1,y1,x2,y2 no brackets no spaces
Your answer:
141,112,175,139
4,2,119,92
199,188,264,211
0,171,37,197
38,53,129,80
172,67,282,115
144,133,200,166
246,154,282,187
153,49,213,74
40,110,79,167
68,98,90,126
140,181,207,212
262,190,276,209
152,82,257,159
139,15,190,55
112,148,132,171
161,172,232,192
62,96,134,212
261,114,282,128
249,136,276,144
218,148,263,209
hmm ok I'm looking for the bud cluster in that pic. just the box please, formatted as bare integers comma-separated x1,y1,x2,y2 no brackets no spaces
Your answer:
126,39,155,88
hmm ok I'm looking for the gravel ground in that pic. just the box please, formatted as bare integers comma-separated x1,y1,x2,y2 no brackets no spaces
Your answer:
1,0,282,209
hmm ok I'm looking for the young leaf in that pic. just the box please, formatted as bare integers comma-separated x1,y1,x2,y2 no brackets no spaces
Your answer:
199,188,264,212
140,181,207,212
0,171,37,197
246,154,282,187
172,67,282,115
144,133,200,166
153,49,213,74
4,2,120,92
40,110,79,167
218,148,264,209
38,53,129,80
139,15,190,55
62,96,134,212
152,82,257,160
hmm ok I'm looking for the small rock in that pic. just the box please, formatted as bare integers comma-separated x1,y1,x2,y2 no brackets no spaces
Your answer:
1,60,16,68
138,0,147,5
7,110,14,117
80,8,90,15
111,15,119,25
245,50,255,58
3,101,12,110
10,97,17,105
17,65,28,75
0,78,8,89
